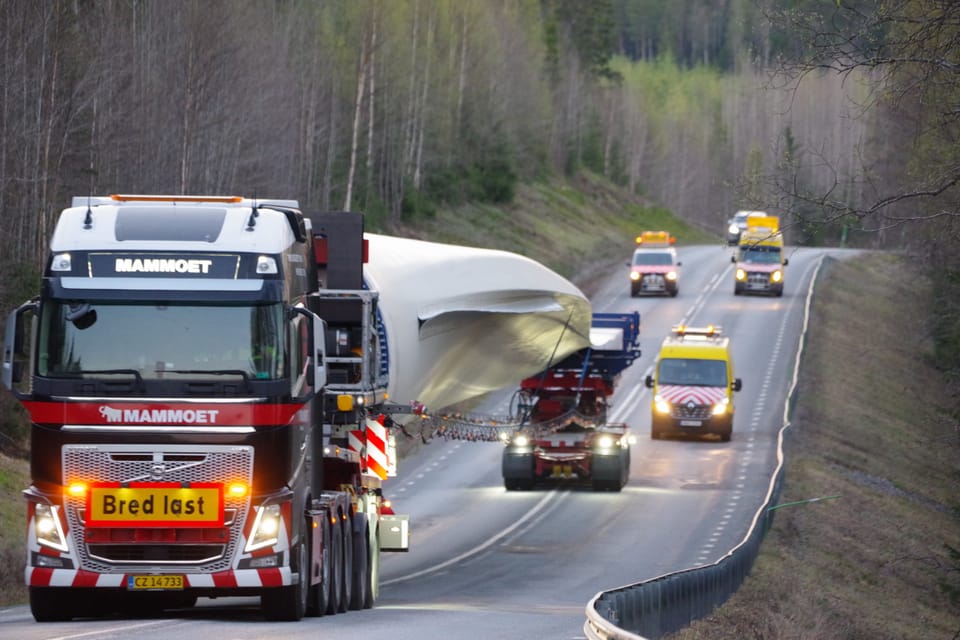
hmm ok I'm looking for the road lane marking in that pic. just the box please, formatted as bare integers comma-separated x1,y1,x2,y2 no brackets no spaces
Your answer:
381,491,565,586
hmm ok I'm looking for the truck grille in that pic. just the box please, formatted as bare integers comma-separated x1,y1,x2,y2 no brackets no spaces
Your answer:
62,444,253,574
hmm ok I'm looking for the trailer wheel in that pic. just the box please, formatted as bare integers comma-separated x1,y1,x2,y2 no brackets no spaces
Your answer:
338,516,353,612
365,529,380,609
30,587,74,622
325,516,343,615
350,523,370,610
262,537,308,621
307,518,332,617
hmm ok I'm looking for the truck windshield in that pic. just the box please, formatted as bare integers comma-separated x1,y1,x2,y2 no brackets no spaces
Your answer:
658,358,727,387
738,246,782,264
38,301,286,381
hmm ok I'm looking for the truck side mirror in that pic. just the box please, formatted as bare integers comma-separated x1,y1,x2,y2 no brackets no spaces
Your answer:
733,378,742,392
782,258,789,266
644,374,654,388
288,306,327,395
730,255,736,263
311,316,327,391
3,301,37,393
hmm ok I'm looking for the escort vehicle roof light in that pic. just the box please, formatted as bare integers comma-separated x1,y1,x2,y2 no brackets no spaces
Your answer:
671,324,721,338
635,231,675,246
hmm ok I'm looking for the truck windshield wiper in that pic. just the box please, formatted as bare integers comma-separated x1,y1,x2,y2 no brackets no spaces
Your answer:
160,369,252,390
161,369,251,381
71,369,144,390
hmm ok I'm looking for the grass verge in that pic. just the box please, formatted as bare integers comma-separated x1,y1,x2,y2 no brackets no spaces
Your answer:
671,253,960,639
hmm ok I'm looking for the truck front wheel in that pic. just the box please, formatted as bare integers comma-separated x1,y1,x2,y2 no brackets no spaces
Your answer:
262,538,308,621
30,587,75,622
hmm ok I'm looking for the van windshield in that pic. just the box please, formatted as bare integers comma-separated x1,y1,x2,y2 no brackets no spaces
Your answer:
38,301,286,381
738,245,782,264
632,251,674,266
658,358,727,387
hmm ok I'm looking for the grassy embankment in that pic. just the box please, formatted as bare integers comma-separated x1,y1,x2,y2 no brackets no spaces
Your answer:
0,174,710,607
673,253,959,639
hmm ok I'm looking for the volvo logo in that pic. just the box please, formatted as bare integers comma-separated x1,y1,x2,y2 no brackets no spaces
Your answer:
150,463,166,481
686,400,696,409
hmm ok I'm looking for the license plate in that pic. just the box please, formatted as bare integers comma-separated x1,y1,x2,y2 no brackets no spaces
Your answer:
680,420,702,427
127,574,184,591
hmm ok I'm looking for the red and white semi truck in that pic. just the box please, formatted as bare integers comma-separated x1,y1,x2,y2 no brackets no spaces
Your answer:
1,195,410,622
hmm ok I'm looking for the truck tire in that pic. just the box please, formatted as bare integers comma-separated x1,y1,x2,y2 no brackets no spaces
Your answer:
307,518,332,617
338,516,353,612
325,517,343,615
30,587,75,622
364,530,380,609
261,537,308,621
350,523,370,610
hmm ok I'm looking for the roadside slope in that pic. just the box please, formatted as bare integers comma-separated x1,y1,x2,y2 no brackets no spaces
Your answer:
673,253,959,639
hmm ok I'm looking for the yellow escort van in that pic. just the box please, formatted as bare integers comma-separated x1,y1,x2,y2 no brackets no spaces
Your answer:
732,215,787,296
644,325,742,441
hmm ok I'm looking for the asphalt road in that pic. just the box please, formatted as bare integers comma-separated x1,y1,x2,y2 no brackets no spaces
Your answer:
0,243,854,640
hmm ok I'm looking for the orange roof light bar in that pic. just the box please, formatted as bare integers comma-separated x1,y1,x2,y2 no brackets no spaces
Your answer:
635,230,676,245
672,324,721,338
110,194,243,203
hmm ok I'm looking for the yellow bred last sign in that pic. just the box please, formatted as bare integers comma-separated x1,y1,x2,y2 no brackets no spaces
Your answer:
85,482,224,527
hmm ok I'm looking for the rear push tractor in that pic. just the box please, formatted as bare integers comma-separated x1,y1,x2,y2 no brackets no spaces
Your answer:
501,312,641,491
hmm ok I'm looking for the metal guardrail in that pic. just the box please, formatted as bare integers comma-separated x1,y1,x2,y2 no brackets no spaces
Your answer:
584,256,827,640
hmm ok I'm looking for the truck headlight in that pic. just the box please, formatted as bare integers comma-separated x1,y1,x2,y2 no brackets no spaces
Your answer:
245,503,282,552
728,223,740,235
596,435,615,450
629,271,640,281
34,503,69,552
512,434,529,447
654,396,672,414
735,268,747,281
665,270,678,281
771,270,783,283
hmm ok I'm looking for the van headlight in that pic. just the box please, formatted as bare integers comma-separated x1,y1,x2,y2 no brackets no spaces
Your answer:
654,396,672,414
711,398,730,415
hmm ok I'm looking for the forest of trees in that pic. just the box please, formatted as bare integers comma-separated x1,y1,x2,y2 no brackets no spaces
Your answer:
0,0,957,376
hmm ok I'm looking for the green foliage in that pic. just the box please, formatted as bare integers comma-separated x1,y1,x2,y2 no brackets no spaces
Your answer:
545,0,620,81
930,267,960,385
418,139,518,213
401,177,438,222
